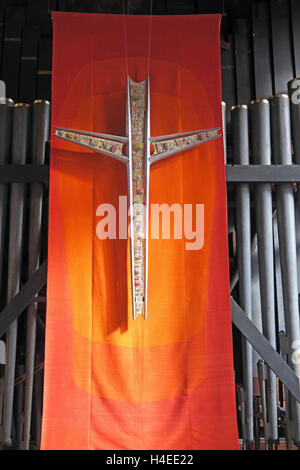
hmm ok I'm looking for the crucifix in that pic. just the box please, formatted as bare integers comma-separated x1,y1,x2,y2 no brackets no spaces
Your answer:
54,76,221,320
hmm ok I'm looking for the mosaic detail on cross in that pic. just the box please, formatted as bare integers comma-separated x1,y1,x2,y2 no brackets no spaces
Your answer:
54,76,221,320
54,129,124,156
130,79,146,316
151,130,219,156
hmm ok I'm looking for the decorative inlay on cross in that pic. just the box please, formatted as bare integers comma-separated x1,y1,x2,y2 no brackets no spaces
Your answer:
54,76,221,320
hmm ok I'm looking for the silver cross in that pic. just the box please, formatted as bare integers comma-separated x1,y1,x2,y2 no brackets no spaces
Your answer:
54,76,221,320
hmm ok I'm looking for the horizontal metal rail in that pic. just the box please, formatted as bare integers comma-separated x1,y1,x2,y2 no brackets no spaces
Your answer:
0,164,49,183
2,163,300,184
226,164,300,182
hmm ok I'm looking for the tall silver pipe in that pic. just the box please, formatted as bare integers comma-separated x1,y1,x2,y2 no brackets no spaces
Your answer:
231,104,253,446
2,103,31,447
288,78,300,295
21,100,50,450
270,93,300,446
257,360,269,446
251,234,263,377
249,99,278,443
273,213,286,332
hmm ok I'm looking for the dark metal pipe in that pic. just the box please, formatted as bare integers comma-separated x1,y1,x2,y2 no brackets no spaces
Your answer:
2,103,31,447
287,78,300,300
21,100,50,450
250,234,263,378
249,99,278,442
0,98,14,446
269,93,300,445
0,99,14,296
231,104,253,445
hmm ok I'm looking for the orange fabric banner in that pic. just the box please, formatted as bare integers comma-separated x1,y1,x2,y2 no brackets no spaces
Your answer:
41,12,239,450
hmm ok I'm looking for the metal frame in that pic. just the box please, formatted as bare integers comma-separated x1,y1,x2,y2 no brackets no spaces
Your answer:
0,164,49,182
226,164,300,182
3,163,300,184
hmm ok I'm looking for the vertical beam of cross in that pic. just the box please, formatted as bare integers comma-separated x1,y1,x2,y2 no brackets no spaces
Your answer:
54,76,221,320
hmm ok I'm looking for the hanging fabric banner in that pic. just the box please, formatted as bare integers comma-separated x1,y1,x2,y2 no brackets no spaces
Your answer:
41,12,239,450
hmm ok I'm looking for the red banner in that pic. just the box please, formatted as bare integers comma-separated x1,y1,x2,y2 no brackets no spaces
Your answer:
41,12,239,450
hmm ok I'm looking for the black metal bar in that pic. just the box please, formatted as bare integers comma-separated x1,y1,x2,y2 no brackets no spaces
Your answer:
0,6,5,74
226,164,300,182
0,261,47,339
290,0,300,77
231,297,300,404
19,27,39,104
0,164,49,182
36,37,52,101
1,7,23,102
270,0,294,94
1,163,300,184
221,33,237,130
233,19,253,104
5,162,298,184
2,163,300,184
252,3,273,99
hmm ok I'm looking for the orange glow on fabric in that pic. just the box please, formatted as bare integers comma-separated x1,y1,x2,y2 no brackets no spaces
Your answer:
41,12,239,450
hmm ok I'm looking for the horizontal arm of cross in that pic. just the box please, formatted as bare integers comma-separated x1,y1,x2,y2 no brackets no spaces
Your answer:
149,127,221,164
54,127,129,164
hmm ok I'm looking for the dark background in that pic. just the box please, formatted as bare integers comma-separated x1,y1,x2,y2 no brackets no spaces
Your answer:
1,0,300,120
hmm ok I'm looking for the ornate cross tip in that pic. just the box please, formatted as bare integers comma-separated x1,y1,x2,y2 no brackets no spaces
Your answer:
54,127,129,163
54,76,221,321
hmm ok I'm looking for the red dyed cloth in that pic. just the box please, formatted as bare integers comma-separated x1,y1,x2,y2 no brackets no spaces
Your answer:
41,13,239,450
